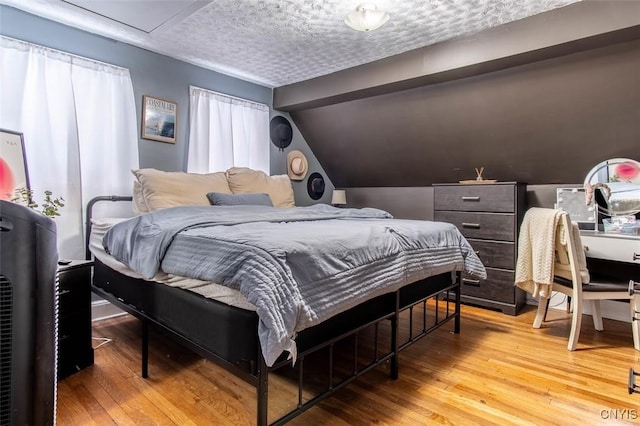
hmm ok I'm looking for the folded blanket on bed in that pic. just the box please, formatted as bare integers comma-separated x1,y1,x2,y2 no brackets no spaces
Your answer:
104,204,486,366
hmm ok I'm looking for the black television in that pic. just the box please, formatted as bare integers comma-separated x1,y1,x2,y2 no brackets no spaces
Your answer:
0,200,58,425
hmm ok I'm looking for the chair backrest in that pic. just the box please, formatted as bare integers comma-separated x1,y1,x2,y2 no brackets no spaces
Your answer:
553,213,584,293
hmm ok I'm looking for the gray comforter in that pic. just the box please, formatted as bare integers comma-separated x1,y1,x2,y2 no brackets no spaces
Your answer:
103,204,485,366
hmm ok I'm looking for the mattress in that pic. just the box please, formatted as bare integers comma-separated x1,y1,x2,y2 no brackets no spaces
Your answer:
101,204,485,366
89,217,256,311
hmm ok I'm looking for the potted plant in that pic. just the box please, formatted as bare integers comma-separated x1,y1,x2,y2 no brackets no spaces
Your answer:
12,188,65,217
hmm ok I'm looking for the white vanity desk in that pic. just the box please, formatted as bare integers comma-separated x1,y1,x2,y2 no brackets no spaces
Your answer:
579,230,640,323
580,230,640,265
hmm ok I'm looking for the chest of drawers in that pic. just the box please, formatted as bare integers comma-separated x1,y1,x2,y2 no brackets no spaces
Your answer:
57,260,94,380
433,182,526,315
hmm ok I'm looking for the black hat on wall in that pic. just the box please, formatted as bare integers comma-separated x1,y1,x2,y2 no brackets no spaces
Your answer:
307,172,325,200
270,116,292,151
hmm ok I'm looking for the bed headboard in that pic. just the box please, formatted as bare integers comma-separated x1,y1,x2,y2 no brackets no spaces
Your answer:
85,196,133,260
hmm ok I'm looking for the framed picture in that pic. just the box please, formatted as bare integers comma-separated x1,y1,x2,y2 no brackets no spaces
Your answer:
141,95,177,143
0,128,30,200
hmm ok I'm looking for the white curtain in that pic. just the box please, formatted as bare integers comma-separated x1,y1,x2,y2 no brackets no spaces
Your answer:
187,86,269,173
0,36,139,259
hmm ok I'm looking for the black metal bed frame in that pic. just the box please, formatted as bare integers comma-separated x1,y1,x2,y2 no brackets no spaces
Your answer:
265,282,460,425
86,196,462,425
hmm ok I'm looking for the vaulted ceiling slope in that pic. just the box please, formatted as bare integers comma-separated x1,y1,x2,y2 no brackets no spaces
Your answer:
277,1,640,187
2,0,580,87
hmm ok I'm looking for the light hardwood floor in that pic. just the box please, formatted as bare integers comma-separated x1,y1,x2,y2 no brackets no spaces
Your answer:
57,303,640,425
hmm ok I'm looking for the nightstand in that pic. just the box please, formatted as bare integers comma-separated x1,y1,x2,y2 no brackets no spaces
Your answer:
57,260,94,380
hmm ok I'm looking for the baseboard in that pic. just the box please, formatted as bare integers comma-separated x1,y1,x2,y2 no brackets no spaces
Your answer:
91,299,125,322
527,292,631,323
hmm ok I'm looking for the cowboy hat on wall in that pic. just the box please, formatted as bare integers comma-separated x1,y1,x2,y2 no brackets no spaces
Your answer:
287,150,308,181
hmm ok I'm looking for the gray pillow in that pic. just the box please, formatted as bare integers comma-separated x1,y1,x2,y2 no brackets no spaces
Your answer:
207,192,273,206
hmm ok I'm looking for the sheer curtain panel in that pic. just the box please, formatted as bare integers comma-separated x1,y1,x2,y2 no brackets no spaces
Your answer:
187,86,269,174
0,36,139,259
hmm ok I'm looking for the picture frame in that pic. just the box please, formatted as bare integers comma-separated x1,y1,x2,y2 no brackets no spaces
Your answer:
0,128,30,200
141,95,177,143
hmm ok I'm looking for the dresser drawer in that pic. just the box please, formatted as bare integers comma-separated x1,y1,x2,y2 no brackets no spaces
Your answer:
434,185,515,213
57,283,85,315
468,239,515,270
460,268,515,304
434,211,515,241
58,264,91,317
58,310,91,341
57,333,94,380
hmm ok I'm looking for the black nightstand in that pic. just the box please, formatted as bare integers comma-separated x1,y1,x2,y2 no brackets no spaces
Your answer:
57,260,94,380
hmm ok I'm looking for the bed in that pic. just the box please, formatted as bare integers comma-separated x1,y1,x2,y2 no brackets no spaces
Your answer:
87,168,486,425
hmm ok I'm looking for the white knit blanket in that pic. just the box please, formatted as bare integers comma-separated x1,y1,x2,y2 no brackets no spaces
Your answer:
515,208,563,298
515,208,590,298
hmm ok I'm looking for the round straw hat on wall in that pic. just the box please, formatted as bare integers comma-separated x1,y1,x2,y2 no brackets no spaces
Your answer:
287,150,308,181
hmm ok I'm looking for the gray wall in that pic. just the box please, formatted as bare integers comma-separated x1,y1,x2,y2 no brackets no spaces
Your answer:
0,6,331,205
343,184,579,221
269,111,334,206
0,6,269,173
5,4,637,207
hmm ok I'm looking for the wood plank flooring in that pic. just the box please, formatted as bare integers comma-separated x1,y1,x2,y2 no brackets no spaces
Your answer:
57,303,640,425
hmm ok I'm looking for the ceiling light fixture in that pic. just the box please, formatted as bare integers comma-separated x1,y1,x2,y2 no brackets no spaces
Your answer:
344,3,390,32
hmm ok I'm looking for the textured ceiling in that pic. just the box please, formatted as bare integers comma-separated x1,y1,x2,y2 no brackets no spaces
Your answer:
2,0,582,87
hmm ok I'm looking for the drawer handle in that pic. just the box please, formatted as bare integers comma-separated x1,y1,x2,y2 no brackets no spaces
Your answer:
59,289,71,296
462,223,481,229
634,253,640,261
462,278,481,287
461,196,480,201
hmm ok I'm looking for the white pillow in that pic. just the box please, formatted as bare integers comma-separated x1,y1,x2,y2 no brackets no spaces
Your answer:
226,167,295,208
132,168,231,211
132,181,149,214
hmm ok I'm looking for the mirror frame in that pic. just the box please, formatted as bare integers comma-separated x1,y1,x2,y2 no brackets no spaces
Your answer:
584,158,640,217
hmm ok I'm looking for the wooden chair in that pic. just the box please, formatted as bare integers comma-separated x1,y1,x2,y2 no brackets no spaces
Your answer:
533,213,640,351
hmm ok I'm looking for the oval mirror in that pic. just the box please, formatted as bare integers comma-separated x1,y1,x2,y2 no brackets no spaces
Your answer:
584,158,640,216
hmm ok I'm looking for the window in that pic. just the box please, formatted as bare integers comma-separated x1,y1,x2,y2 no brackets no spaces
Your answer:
0,36,139,259
187,86,269,174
